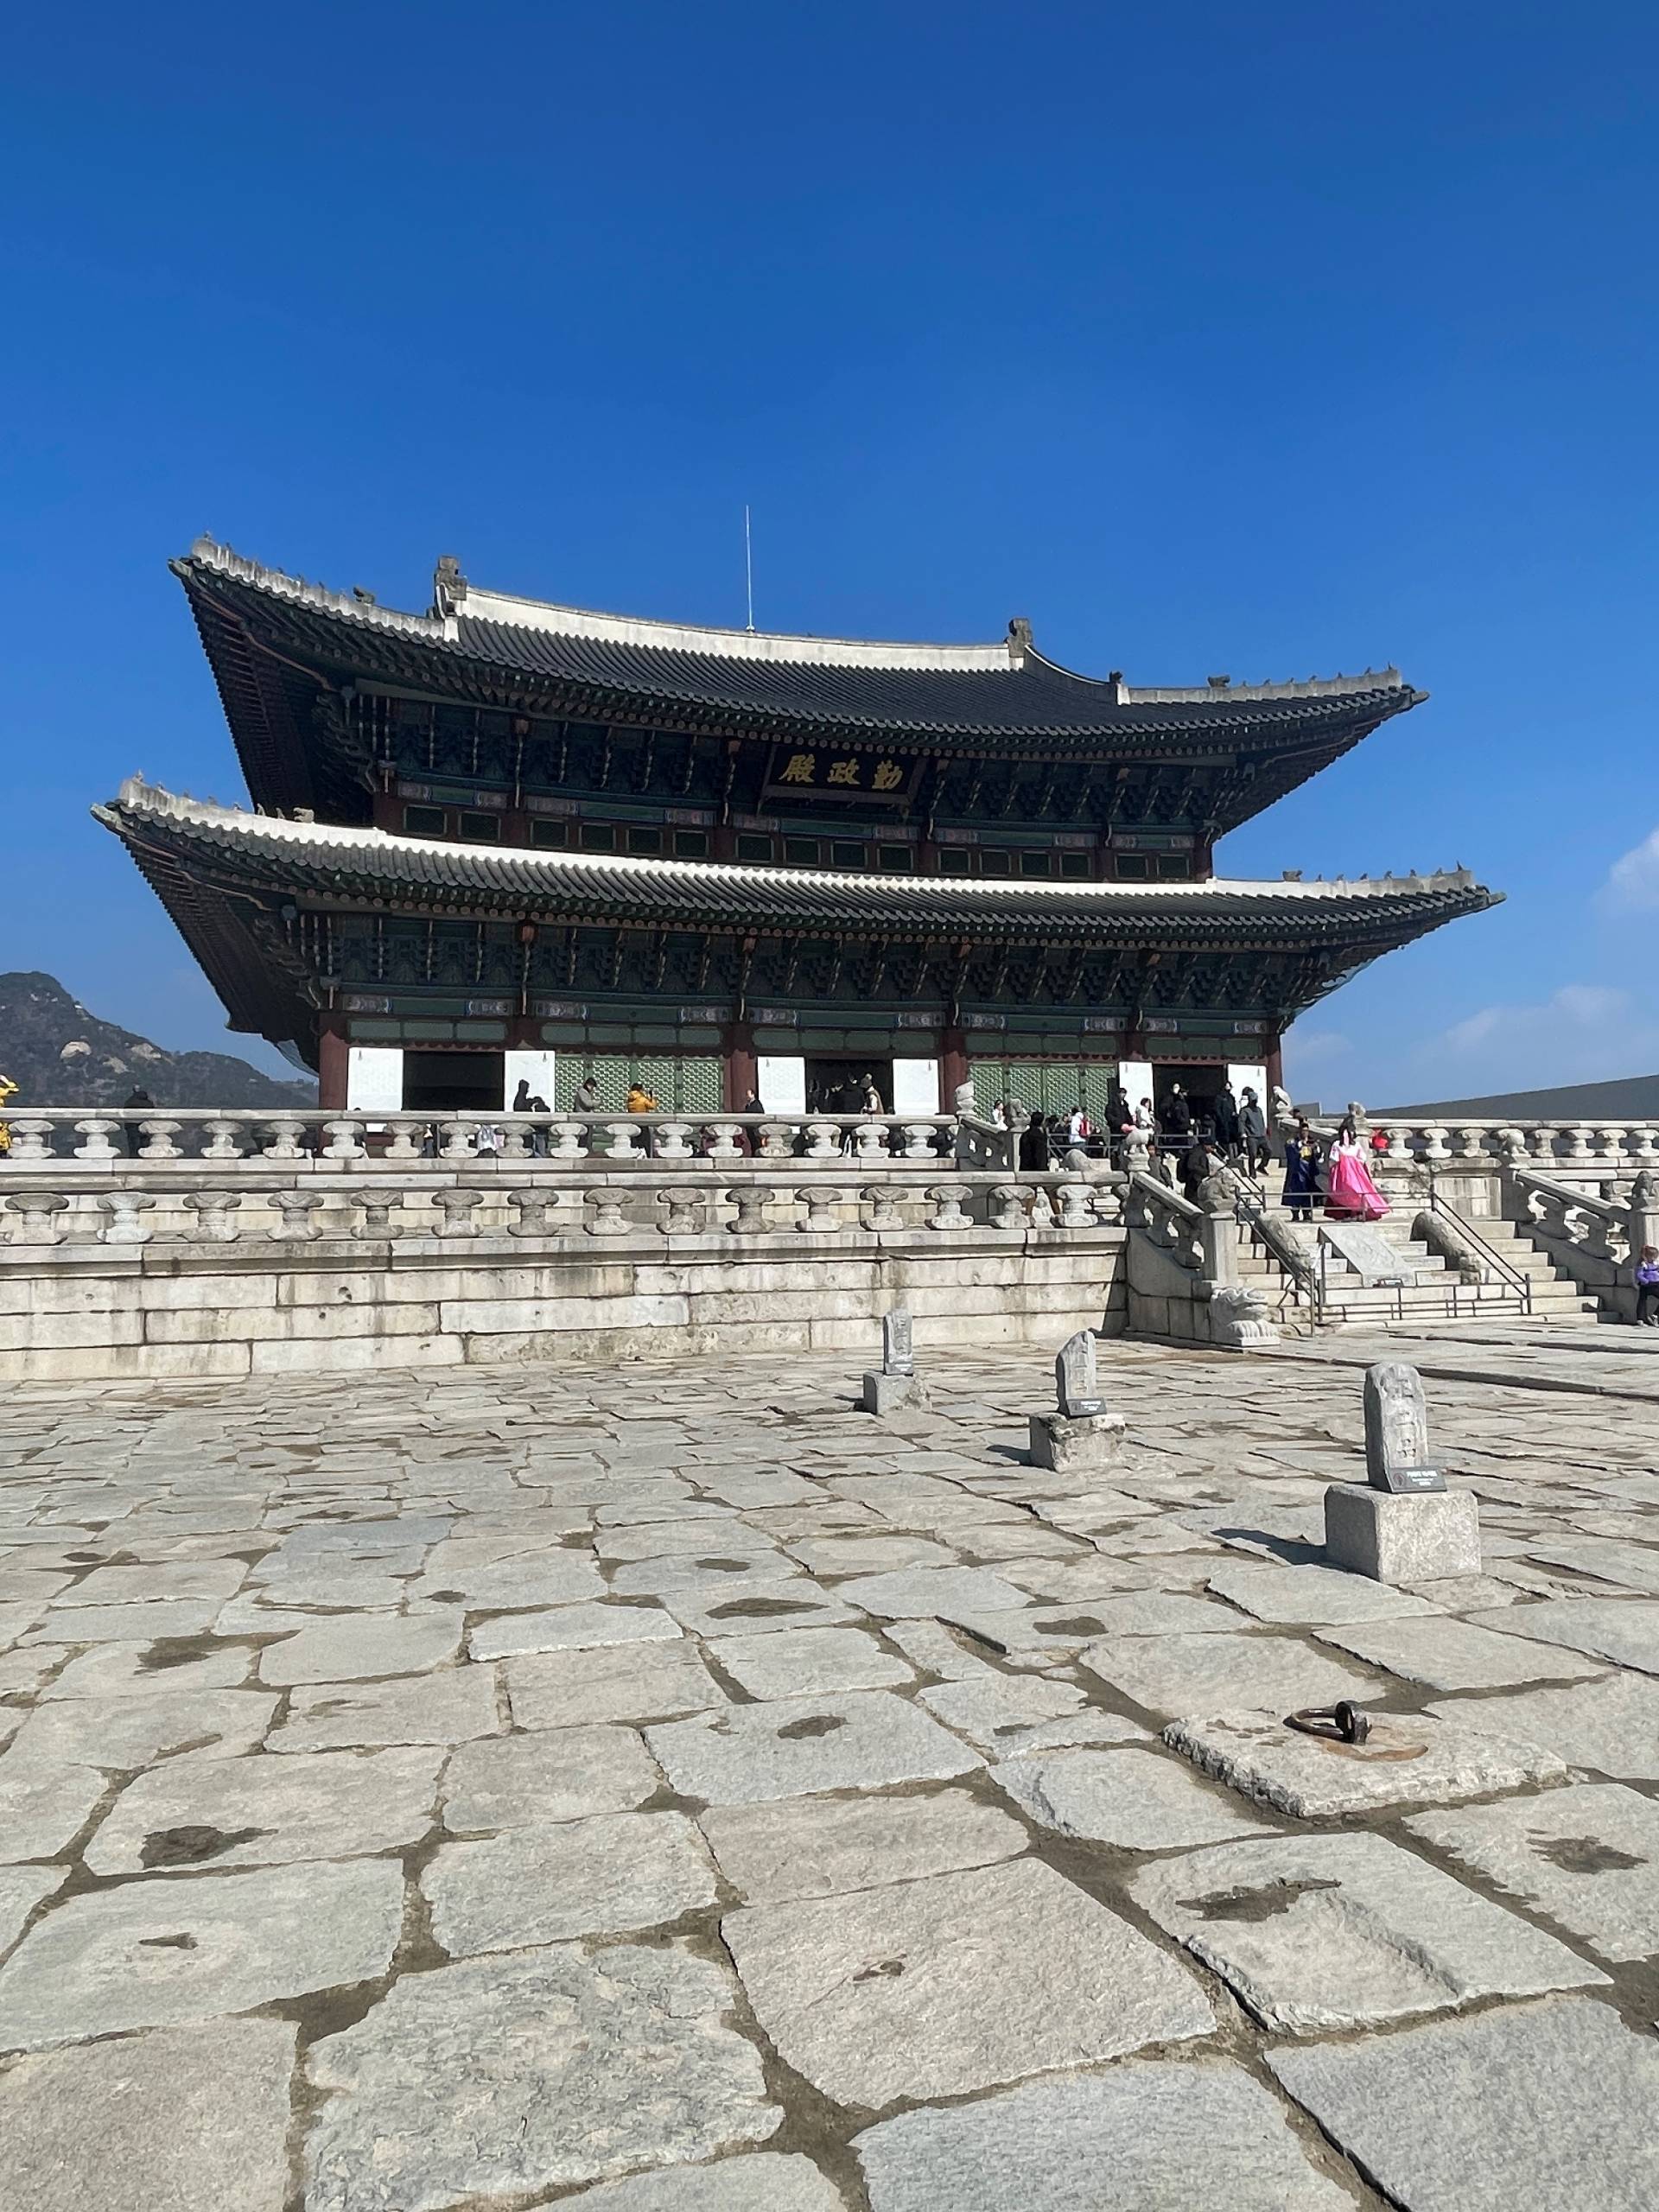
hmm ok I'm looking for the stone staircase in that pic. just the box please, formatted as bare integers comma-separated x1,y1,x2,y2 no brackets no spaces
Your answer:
1236,1189,1599,1337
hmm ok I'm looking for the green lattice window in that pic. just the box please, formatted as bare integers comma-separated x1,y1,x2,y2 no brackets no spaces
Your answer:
554,1054,722,1113
971,1059,1120,1125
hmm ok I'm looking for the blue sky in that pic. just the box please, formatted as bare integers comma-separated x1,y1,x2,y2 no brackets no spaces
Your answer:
3,3,1655,1103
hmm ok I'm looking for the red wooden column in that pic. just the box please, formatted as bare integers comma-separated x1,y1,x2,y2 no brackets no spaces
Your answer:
940,1026,969,1109
317,1014,349,1110
1266,1034,1285,1100
724,1020,758,1110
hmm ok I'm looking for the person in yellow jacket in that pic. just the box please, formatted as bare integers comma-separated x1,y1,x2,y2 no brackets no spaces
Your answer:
626,1080,659,1114
0,1072,16,1155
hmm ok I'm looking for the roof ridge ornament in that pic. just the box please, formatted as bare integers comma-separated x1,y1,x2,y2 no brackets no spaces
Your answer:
433,555,467,619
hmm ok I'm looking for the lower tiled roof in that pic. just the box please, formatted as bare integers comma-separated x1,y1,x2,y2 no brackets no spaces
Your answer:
96,781,1500,947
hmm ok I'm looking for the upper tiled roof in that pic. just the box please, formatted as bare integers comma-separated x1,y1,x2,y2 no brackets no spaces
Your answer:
174,538,1424,753
96,780,1499,944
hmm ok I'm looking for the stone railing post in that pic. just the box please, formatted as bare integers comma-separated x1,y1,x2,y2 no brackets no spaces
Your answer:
508,1190,562,1239
861,1185,904,1231
1419,1123,1450,1165
3,1116,54,1164
1560,1123,1592,1163
100,1192,156,1244
605,1122,645,1164
73,1117,120,1163
658,1187,706,1236
357,1195,403,1239
496,1122,532,1162
270,1192,323,1242
853,1120,889,1162
1628,1173,1659,1267
757,1122,796,1161
1629,1125,1659,1166
1055,1179,1095,1230
136,1118,182,1160
702,1121,742,1162
378,1117,423,1162
546,1122,585,1161
587,1191,629,1238
320,1117,365,1160
926,1181,971,1231
804,1120,842,1160
262,1116,308,1162
184,1192,242,1243
801,1185,846,1234
5,1192,69,1245
1198,1205,1239,1286
989,1184,1027,1230
437,1119,474,1163
431,1189,482,1239
728,1186,769,1236
899,1122,936,1160
201,1116,245,1160
652,1120,695,1160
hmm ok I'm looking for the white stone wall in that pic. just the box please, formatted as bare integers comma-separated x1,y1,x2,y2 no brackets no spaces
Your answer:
0,1229,1128,1383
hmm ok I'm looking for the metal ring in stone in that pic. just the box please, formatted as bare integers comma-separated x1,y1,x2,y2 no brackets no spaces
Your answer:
1285,1703,1371,1745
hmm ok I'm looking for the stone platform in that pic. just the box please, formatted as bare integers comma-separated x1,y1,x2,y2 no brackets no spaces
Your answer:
2,1338,1658,2209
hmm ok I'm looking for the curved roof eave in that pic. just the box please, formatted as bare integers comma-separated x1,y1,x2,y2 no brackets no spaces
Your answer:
95,780,1503,949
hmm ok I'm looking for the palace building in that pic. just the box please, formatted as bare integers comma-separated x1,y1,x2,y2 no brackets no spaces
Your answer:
96,538,1499,1122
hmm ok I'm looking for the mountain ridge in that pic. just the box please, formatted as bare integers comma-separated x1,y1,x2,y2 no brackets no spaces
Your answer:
0,973,317,1109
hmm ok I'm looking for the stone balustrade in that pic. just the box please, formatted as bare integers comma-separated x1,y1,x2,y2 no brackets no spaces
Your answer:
1124,1171,1208,1274
0,1108,963,1173
0,1170,1124,1253
1293,1110,1659,1174
1517,1170,1626,1254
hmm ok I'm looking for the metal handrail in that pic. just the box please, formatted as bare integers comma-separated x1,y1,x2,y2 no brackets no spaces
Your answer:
1423,1174,1533,1312
1232,1180,1325,1325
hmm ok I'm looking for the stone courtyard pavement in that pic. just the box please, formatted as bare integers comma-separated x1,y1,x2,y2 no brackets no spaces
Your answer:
3,1337,1659,2210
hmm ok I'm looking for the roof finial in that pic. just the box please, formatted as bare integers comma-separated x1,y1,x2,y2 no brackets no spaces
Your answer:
1007,617,1033,658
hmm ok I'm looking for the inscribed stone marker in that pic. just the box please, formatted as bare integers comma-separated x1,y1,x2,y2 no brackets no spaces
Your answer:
1363,1362,1445,1494
883,1309,914,1376
1056,1331,1104,1418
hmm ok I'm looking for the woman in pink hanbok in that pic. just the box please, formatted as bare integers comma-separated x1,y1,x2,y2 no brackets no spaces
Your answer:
1325,1118,1389,1221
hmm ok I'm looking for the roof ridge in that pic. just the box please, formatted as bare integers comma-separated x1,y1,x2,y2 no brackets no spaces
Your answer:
178,540,1414,705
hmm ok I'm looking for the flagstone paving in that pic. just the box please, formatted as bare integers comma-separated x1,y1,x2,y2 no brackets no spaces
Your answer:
1,1333,1657,2207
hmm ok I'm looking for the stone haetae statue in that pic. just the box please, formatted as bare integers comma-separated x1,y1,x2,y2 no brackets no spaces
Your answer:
1208,1282,1278,1347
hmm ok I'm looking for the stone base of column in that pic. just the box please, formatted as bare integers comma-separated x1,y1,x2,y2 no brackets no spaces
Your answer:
861,1370,929,1414
1324,1483,1481,1584
1028,1410,1127,1471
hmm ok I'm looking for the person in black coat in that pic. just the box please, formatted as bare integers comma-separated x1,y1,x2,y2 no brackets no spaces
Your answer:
1212,1084,1241,1157
1018,1113,1052,1171
123,1085,155,1160
1181,1136,1217,1205
1159,1085,1192,1139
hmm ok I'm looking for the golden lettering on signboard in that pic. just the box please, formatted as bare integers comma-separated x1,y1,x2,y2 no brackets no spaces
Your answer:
871,760,904,791
825,759,861,787
779,753,817,785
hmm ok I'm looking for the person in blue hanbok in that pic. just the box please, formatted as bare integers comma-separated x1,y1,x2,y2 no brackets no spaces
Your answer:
1282,1116,1323,1223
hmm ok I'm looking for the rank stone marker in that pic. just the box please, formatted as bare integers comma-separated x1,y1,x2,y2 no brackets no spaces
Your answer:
1325,1361,1481,1585
861,1307,928,1414
1027,1331,1128,1471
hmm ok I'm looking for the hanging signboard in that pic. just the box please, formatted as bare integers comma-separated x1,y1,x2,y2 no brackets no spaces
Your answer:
760,745,924,806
